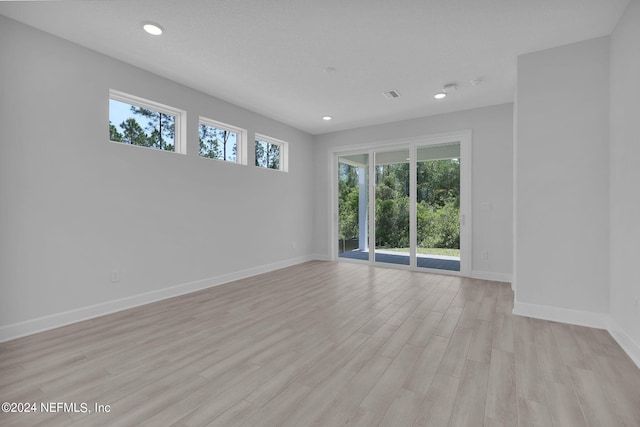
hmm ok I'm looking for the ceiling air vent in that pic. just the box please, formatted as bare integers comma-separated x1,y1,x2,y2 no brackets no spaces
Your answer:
382,90,401,99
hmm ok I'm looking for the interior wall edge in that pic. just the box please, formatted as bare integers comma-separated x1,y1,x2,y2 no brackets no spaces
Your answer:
311,253,332,262
470,270,512,283
607,317,640,369
514,301,640,369
513,300,608,330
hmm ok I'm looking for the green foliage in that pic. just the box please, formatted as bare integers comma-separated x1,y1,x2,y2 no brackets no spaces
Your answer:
375,164,410,248
109,121,123,142
109,105,175,151
338,163,360,244
417,198,460,249
338,157,460,251
199,124,236,161
130,106,175,151
417,159,460,207
199,124,222,159
120,118,150,147
415,158,460,249
255,141,280,169
375,196,410,248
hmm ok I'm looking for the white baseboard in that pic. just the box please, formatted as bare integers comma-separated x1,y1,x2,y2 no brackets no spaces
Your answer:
512,301,608,329
311,253,331,262
513,301,640,369
606,317,640,369
0,255,315,343
471,270,512,283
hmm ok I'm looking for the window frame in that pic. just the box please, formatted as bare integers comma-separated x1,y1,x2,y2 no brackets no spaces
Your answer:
254,133,288,172
198,116,247,165
109,89,187,154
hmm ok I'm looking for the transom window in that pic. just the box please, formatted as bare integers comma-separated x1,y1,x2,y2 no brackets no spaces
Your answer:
255,134,288,172
109,89,186,154
199,117,246,164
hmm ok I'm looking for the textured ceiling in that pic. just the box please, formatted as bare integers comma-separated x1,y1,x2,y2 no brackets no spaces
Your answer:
0,0,629,135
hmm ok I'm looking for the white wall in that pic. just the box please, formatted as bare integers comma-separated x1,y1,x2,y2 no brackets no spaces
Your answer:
313,104,514,281
0,17,315,339
514,37,610,322
609,0,640,361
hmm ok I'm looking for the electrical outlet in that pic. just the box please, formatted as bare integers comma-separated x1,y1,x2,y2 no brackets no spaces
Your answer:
636,299,640,314
111,270,120,283
292,241,296,249
481,250,489,260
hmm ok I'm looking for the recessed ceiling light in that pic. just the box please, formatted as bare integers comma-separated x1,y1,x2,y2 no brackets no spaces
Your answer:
434,83,457,100
322,115,333,121
324,67,337,74
143,22,164,36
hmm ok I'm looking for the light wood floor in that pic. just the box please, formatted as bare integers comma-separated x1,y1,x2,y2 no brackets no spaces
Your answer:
1,261,639,427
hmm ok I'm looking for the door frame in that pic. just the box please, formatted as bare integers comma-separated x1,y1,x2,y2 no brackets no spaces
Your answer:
330,130,472,277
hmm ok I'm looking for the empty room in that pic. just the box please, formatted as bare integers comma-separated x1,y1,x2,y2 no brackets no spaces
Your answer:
1,1,639,426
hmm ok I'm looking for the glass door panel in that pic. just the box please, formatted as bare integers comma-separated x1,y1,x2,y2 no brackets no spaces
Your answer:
374,149,410,266
338,154,369,261
416,142,461,271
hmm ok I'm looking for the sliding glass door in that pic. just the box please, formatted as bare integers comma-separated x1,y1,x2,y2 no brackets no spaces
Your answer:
338,154,369,262
335,134,469,275
374,149,410,266
416,143,461,272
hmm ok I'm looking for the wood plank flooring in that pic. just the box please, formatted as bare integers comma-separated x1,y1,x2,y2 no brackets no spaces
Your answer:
1,261,639,426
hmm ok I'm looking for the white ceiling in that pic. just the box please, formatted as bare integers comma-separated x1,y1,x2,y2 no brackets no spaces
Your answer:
0,0,629,135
